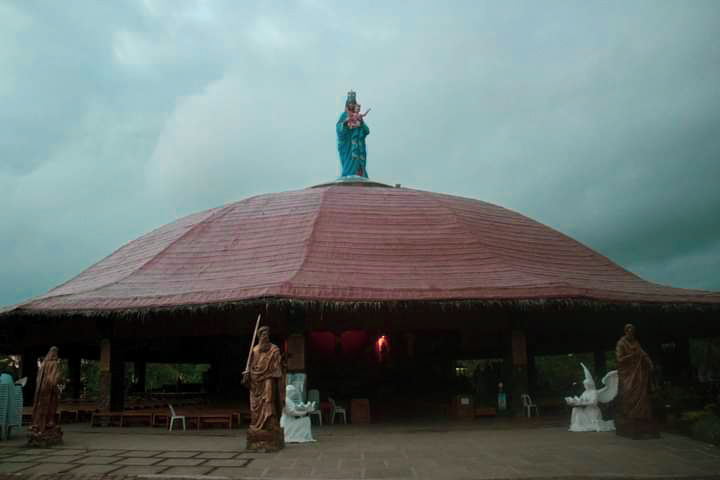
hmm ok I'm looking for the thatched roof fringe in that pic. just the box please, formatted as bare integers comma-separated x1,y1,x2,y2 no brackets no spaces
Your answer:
2,295,719,321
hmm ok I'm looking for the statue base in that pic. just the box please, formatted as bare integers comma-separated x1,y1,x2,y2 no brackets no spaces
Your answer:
27,425,63,448
246,427,284,452
615,416,660,439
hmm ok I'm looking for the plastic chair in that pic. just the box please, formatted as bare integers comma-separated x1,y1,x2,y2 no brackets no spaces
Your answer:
328,397,346,424
521,394,540,417
168,404,186,431
307,389,322,425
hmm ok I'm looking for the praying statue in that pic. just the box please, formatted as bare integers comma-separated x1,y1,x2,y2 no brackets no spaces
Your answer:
280,384,316,443
565,362,618,432
615,323,660,438
242,326,285,451
28,346,63,447
336,90,370,178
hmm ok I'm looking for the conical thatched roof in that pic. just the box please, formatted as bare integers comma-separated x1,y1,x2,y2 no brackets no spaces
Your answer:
5,181,720,314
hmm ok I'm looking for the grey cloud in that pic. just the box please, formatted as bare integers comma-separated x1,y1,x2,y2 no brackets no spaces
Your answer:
2,0,719,306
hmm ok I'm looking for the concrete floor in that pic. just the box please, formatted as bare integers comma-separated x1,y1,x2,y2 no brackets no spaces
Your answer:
1,418,720,479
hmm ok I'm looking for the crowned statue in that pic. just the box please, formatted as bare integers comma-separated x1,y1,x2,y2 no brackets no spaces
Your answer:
336,90,370,178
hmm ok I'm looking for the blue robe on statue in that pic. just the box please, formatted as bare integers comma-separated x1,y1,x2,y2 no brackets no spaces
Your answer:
336,112,370,178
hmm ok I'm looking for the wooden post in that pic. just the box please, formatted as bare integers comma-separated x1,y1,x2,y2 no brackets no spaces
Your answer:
507,327,529,414
109,343,125,412
287,334,306,372
97,339,111,411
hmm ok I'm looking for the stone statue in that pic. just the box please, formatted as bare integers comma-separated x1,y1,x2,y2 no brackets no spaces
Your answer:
565,362,618,432
615,324,660,438
280,385,316,443
28,346,63,447
336,90,370,178
242,326,285,451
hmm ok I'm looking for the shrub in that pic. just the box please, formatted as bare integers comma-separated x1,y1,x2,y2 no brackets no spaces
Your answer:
691,413,720,445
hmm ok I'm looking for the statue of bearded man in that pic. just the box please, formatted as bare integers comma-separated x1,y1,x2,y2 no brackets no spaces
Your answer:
242,326,285,451
615,324,660,438
28,346,64,447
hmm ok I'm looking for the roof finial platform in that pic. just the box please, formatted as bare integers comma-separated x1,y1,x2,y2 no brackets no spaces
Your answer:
311,175,392,188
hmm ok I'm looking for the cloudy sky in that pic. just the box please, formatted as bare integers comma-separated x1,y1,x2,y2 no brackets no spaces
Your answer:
2,0,719,306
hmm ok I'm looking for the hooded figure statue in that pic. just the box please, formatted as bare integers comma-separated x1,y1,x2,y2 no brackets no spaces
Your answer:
565,362,618,432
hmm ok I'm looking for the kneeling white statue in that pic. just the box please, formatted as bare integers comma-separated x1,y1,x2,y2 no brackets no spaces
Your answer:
280,385,316,443
565,362,618,432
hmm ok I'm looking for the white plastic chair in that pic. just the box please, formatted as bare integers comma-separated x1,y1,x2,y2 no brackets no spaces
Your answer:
307,389,322,426
328,397,346,424
521,394,540,417
168,404,186,431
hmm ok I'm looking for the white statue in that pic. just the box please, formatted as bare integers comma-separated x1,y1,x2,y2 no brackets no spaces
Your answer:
280,385,316,443
565,362,618,432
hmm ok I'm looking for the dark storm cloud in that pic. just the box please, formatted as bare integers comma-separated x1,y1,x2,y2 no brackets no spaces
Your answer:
1,0,719,307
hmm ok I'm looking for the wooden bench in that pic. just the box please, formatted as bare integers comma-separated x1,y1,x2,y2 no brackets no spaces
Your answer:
196,413,232,430
91,411,123,427
120,410,155,427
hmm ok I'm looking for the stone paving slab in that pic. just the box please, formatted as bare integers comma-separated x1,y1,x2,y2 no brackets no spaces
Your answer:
212,466,256,477
0,463,34,474
118,450,161,457
155,451,200,458
161,466,216,475
204,459,251,468
109,465,169,476
16,463,77,475
14,448,52,456
49,448,89,456
196,451,239,459
2,455,39,463
35,455,86,463
156,458,206,467
114,457,163,466
91,449,129,456
69,464,125,475
74,455,122,465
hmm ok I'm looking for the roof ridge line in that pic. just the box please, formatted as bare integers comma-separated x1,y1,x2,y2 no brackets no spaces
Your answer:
27,205,233,307
281,188,328,289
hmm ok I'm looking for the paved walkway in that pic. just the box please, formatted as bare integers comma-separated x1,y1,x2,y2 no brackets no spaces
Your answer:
1,419,720,479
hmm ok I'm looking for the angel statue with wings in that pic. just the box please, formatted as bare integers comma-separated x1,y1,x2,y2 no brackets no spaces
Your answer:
565,362,618,432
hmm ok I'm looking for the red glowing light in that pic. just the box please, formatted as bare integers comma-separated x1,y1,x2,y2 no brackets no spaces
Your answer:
375,335,389,355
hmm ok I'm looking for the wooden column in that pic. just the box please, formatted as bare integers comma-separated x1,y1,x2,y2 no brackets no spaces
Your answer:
110,344,125,412
97,339,111,411
507,327,529,414
287,334,306,373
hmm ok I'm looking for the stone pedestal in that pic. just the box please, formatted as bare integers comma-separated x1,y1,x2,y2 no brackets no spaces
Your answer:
27,425,63,448
246,427,284,452
615,416,660,439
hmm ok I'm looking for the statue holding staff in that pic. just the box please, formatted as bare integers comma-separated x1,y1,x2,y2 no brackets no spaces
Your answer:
242,325,285,451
